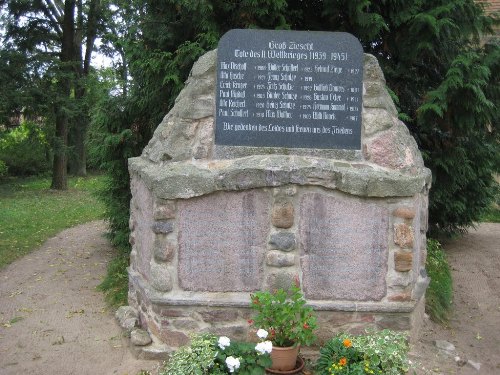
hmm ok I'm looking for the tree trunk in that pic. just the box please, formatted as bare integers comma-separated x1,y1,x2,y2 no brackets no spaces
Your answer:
51,106,69,190
51,0,76,190
70,114,88,176
68,0,100,176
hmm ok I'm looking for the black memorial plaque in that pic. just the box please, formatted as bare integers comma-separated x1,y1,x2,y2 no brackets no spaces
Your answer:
215,29,363,150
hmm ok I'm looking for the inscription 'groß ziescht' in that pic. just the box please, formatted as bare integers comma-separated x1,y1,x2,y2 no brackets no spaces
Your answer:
215,29,363,150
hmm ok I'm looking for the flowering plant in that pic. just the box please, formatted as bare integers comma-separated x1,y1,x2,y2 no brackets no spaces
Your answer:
161,332,272,375
249,280,317,347
315,329,411,375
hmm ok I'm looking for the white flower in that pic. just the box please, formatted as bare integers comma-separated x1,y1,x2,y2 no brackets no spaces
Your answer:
225,356,241,373
256,329,268,339
255,340,273,355
218,336,231,350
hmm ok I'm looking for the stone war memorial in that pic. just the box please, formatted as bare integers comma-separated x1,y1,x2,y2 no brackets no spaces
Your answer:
127,29,432,351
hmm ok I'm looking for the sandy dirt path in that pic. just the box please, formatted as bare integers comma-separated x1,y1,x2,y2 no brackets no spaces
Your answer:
0,221,498,375
0,221,157,375
410,223,500,374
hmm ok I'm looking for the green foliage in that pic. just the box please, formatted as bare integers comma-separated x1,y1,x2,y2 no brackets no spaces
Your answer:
88,93,145,302
316,330,410,375
250,281,317,347
93,0,295,303
0,121,52,176
417,47,499,235
480,205,500,223
90,0,498,304
160,333,272,375
316,336,366,374
161,334,219,375
425,239,453,323
0,46,55,127
0,174,106,268
0,160,7,177
97,255,130,307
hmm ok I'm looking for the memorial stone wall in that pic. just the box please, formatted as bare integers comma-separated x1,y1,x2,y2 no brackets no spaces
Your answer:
127,29,432,352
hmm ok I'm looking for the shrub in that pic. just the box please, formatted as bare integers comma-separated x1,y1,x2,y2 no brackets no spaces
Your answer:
425,239,453,323
316,330,410,375
0,121,51,176
0,160,7,177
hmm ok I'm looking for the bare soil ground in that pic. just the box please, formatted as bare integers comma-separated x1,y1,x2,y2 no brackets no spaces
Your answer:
0,221,498,375
0,221,158,375
409,223,500,375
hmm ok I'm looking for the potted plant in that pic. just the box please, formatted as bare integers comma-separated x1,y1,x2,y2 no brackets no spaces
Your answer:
249,278,317,372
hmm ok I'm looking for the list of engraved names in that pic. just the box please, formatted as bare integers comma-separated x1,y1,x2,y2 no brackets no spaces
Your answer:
215,30,363,150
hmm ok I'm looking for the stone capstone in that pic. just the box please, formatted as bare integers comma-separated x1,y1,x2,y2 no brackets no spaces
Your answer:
129,155,431,201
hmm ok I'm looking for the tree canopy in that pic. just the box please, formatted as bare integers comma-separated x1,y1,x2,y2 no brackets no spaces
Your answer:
2,0,498,237
0,0,104,187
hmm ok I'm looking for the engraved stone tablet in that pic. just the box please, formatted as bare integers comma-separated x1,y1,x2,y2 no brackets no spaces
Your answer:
178,190,270,292
299,193,388,300
215,29,363,150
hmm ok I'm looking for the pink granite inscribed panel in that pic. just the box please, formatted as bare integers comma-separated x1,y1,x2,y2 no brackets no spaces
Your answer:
299,192,388,301
131,177,154,281
177,190,270,292
412,197,422,276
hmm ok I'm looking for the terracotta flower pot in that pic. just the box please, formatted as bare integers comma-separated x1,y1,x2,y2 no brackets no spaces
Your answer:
269,344,300,371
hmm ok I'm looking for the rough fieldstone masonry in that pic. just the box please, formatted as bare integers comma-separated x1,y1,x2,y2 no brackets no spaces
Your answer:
127,35,431,351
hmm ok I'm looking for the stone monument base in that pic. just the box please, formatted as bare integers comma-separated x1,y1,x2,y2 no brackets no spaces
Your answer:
128,274,426,348
127,46,431,349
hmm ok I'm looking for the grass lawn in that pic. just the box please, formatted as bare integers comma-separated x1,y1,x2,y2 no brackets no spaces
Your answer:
480,205,500,223
0,174,106,269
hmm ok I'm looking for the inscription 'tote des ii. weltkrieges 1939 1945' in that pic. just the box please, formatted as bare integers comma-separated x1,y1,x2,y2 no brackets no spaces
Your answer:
215,29,364,150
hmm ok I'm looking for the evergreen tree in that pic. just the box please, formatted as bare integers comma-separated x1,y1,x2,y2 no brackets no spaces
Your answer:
95,0,497,243
0,0,104,186
72,0,500,302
